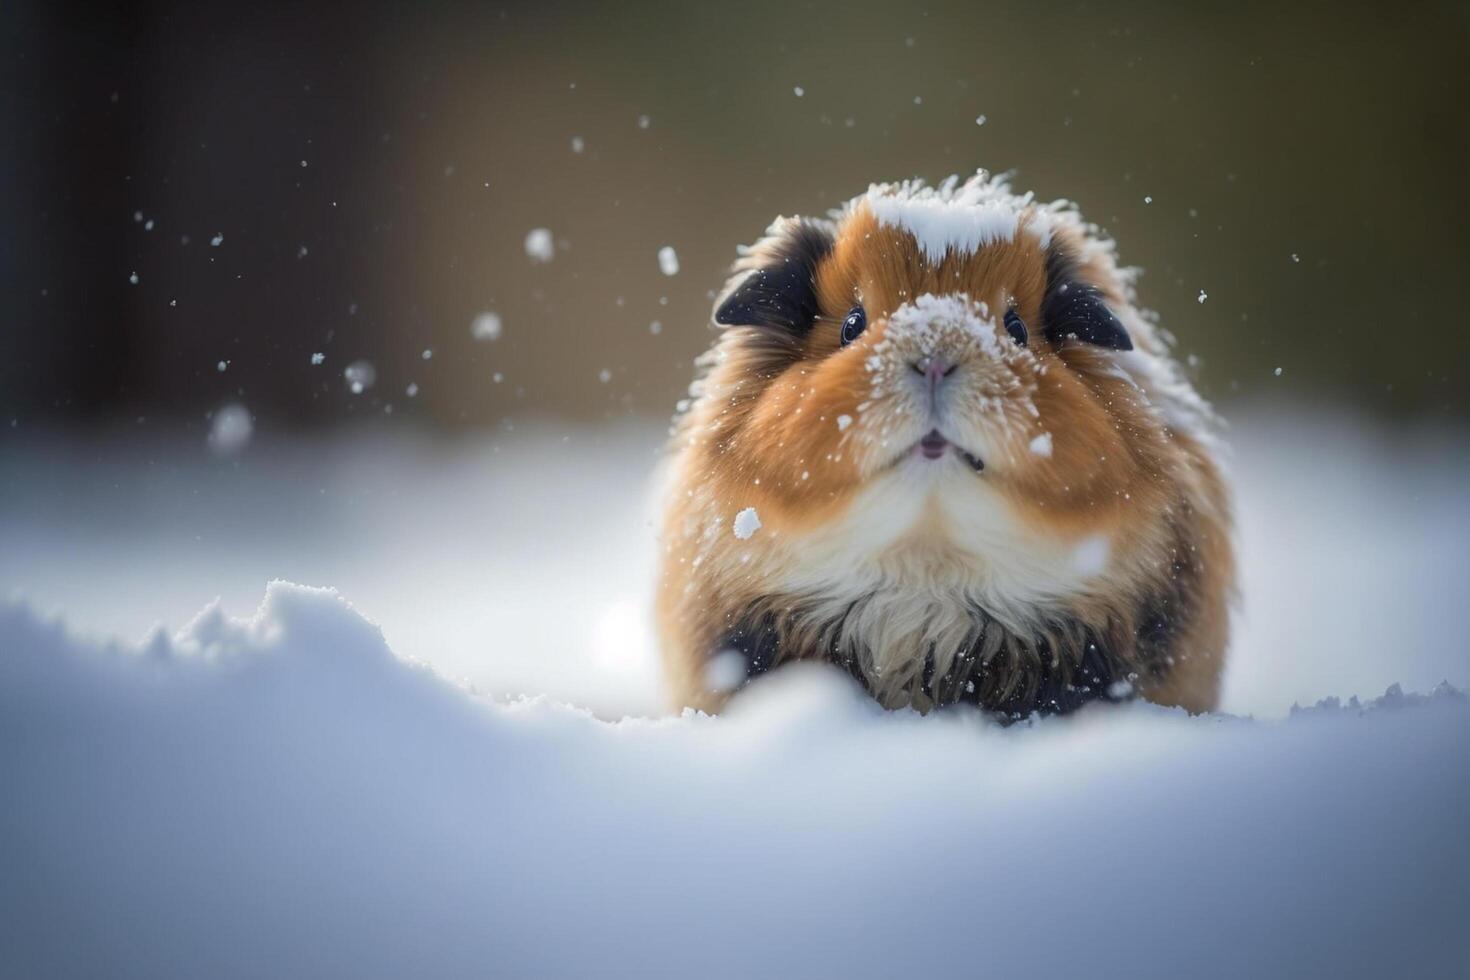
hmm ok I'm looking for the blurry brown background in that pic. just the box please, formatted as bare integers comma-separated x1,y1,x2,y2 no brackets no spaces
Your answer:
5,0,1468,432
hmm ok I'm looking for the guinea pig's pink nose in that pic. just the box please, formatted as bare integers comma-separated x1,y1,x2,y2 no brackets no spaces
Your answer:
911,355,957,381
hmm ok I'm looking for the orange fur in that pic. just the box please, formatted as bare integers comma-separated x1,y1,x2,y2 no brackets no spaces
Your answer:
658,179,1235,717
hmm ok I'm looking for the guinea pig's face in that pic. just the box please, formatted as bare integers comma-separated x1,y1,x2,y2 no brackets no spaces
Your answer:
703,179,1169,593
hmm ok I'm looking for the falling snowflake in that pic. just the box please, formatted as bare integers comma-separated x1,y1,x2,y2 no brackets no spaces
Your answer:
524,228,554,263
207,403,252,456
733,507,762,540
471,312,503,342
344,360,376,394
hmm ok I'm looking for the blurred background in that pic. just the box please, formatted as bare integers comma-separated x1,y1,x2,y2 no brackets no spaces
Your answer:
3,0,1468,717
6,0,1470,426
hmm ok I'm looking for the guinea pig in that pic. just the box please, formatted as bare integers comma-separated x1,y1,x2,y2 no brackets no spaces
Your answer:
656,171,1234,719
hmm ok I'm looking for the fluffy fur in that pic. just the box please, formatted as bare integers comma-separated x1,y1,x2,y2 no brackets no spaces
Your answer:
658,172,1234,718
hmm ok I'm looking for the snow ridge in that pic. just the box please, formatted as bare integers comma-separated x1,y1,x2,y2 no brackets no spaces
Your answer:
1,583,1468,978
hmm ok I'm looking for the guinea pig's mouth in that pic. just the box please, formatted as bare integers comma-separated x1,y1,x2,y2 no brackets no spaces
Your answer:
913,429,984,472
918,430,949,459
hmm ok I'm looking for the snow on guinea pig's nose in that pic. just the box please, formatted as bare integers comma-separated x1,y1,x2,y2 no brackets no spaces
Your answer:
865,293,1023,395
884,293,1005,355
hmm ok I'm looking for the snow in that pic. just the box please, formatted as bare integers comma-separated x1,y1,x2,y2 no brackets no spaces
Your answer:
733,506,762,539
657,245,679,276
704,648,748,693
1070,533,1110,576
837,413,853,431
310,352,325,365
470,311,503,341
343,359,376,394
864,174,1028,264
1028,431,1053,457
2,406,1468,977
205,403,252,456
524,228,554,263
210,233,224,247
882,293,1003,359
1198,289,1209,303
0,583,1466,979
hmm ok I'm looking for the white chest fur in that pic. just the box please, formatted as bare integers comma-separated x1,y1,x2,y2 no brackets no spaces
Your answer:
771,456,1111,632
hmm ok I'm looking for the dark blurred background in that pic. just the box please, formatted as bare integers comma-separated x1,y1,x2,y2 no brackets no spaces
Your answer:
4,0,1469,433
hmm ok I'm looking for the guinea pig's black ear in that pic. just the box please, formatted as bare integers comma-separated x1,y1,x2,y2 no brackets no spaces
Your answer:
713,218,836,335
1042,247,1133,351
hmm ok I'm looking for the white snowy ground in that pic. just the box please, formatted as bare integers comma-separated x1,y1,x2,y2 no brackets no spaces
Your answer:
2,403,1468,978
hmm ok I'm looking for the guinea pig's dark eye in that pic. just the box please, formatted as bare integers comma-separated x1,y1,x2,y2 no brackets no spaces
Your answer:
1003,309,1028,347
840,305,867,346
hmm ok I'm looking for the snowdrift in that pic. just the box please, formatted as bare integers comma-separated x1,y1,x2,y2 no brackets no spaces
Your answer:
2,582,1467,979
